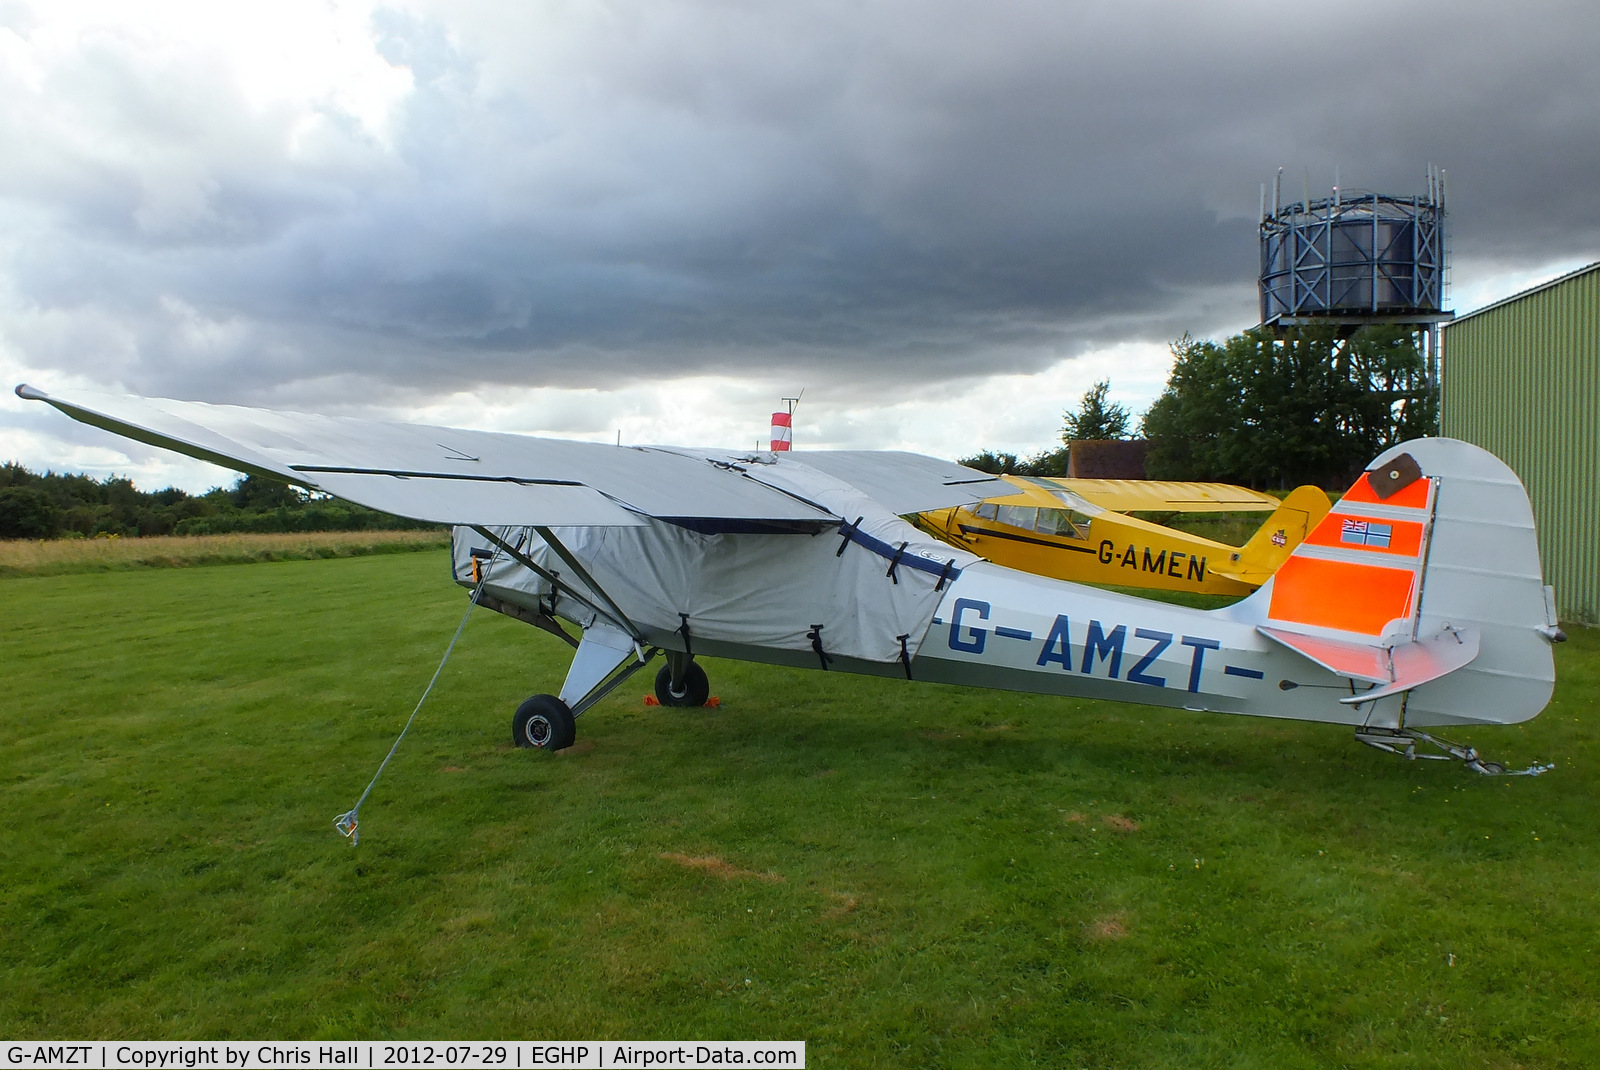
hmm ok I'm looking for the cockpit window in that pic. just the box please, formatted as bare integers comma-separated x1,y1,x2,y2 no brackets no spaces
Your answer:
1035,508,1087,539
995,506,1037,531
972,498,1091,540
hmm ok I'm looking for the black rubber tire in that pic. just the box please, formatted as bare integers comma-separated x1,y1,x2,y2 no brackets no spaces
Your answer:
654,661,710,707
512,694,576,750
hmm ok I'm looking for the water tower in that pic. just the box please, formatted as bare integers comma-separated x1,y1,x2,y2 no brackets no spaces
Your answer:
1259,166,1451,388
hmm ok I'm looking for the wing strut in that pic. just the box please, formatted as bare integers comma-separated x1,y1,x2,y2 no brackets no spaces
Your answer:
469,525,643,644
533,525,646,645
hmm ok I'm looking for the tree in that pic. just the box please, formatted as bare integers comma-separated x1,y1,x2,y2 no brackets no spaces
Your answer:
1020,445,1069,477
958,450,1024,475
0,486,60,539
958,447,1072,477
1142,325,1437,488
1062,379,1132,441
231,474,306,510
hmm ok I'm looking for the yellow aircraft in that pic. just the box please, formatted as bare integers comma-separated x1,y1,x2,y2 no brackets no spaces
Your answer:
914,477,1331,597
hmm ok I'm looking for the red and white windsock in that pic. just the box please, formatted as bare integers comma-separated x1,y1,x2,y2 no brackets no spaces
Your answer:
770,410,792,452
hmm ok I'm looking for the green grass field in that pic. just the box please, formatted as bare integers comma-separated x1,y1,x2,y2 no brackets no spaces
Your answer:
2,551,1596,1066
0,529,448,577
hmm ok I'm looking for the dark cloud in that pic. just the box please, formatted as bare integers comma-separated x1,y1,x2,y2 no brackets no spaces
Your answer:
3,0,1599,407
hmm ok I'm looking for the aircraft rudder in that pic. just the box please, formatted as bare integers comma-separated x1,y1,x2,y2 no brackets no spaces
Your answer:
1388,438,1556,725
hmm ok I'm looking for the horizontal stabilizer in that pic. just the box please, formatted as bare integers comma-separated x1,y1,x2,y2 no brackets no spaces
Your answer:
1335,629,1480,704
1259,625,1481,703
1259,627,1390,683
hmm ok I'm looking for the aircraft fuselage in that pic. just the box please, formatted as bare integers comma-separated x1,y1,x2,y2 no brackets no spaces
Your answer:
909,562,1372,725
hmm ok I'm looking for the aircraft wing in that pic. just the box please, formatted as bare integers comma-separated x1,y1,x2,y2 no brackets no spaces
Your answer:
949,476,1280,516
1051,479,1282,512
16,385,1004,527
788,450,1007,515
954,475,1105,514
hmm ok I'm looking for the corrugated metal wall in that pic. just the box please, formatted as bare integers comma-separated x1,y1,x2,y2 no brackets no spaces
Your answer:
1442,263,1600,624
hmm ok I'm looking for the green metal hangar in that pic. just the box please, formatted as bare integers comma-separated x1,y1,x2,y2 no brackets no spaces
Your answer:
1442,261,1600,625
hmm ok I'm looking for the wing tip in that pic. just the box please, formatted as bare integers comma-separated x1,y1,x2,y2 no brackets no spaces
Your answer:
14,383,47,401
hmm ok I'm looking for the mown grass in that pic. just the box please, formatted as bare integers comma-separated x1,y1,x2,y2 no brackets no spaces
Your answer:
0,530,449,577
1,551,1596,1066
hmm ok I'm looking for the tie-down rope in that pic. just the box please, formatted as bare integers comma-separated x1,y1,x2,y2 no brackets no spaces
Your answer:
334,545,498,846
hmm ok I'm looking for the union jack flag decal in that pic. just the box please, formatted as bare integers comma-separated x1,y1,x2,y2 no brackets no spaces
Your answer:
1341,518,1393,548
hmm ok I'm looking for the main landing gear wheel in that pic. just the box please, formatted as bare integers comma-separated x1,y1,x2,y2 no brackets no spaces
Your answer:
512,694,576,750
654,661,710,707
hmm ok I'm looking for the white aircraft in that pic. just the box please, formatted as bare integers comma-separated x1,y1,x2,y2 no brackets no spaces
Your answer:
17,384,1564,774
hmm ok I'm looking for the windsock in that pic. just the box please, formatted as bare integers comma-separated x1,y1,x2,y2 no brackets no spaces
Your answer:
770,410,792,451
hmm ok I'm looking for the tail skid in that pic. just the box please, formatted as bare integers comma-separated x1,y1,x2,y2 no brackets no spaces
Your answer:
1355,726,1554,777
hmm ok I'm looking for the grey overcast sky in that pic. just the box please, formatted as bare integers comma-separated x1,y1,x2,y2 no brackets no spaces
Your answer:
3,0,1598,490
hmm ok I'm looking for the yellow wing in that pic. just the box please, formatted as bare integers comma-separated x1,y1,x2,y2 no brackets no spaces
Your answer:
1046,479,1282,513
974,475,1103,511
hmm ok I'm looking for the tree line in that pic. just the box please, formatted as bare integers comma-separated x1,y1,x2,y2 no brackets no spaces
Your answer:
963,324,1436,489
0,464,435,540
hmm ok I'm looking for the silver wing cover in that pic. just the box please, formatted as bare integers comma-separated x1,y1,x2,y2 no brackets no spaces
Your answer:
17,385,1005,527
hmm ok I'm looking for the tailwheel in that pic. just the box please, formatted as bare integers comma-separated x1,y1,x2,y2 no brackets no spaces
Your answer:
513,694,576,750
654,660,710,707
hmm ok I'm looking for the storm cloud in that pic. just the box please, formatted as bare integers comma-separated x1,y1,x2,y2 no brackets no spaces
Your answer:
2,0,1598,482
